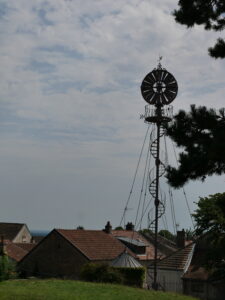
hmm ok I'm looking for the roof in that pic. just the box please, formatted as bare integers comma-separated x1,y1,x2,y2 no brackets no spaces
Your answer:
112,230,149,243
56,229,131,261
117,236,147,247
149,243,195,271
142,231,178,255
3,241,35,262
14,243,36,252
112,250,143,268
112,230,164,260
0,223,24,241
5,243,27,262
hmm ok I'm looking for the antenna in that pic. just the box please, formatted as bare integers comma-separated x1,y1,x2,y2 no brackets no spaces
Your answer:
140,62,178,290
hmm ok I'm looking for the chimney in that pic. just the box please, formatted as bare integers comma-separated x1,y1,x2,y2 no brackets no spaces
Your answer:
104,221,112,234
125,222,134,231
176,229,186,248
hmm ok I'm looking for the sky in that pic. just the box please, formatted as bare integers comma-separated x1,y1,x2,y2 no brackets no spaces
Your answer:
0,0,225,232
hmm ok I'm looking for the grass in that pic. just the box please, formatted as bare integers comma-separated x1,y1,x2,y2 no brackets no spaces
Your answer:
0,279,199,300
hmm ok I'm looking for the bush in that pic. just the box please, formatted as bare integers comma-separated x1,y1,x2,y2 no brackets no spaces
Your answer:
116,267,146,288
0,255,17,281
80,263,146,287
80,263,122,284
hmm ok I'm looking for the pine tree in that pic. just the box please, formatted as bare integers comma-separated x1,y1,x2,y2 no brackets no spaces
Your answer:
173,0,225,58
165,105,225,187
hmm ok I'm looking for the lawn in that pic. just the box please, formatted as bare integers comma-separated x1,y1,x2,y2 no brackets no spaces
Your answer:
0,279,198,300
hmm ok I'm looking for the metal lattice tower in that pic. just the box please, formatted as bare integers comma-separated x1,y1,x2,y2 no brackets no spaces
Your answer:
140,60,178,290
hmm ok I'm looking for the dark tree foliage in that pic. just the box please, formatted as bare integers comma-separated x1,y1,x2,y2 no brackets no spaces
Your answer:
194,193,225,236
114,226,124,230
173,0,225,58
185,228,196,240
193,193,225,271
165,105,225,188
158,229,175,241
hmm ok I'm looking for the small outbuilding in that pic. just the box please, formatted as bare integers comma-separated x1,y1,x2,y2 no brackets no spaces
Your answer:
111,250,142,268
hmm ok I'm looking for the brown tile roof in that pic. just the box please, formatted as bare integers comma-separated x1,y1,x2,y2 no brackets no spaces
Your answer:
142,231,178,253
112,230,164,260
5,242,27,262
56,229,130,261
152,243,195,271
14,243,36,252
3,241,35,262
0,223,24,241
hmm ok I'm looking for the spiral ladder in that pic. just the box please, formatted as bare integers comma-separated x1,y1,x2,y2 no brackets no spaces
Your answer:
148,126,166,231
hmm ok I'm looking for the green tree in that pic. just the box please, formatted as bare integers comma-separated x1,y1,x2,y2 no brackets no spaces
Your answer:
173,0,225,58
193,193,225,270
185,228,196,240
165,105,225,188
158,230,175,241
114,226,124,230
76,226,84,230
0,255,16,281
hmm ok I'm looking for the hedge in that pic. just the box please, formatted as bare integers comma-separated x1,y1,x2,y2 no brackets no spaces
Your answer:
116,267,146,288
80,263,146,287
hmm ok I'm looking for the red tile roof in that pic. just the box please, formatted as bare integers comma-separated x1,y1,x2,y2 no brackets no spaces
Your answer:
112,230,164,260
56,229,129,261
14,243,36,252
5,242,27,262
0,223,24,241
3,241,35,262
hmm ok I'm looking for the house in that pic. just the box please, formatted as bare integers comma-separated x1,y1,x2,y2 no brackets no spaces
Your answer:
0,235,35,263
182,239,225,300
0,239,35,262
0,222,32,243
104,222,165,262
147,231,195,292
142,230,179,256
18,228,133,279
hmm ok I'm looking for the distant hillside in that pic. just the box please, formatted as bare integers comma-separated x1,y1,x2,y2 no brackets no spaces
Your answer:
0,279,198,300
30,230,50,237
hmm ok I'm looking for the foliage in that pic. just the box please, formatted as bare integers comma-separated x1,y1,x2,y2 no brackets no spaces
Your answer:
158,230,175,241
0,279,199,300
0,255,17,281
80,263,146,288
173,0,225,58
114,226,124,230
165,105,225,188
76,226,84,230
117,267,146,288
139,229,153,235
193,193,225,269
185,228,196,241
80,263,122,284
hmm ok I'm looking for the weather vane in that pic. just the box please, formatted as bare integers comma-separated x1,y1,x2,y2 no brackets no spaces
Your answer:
157,55,163,68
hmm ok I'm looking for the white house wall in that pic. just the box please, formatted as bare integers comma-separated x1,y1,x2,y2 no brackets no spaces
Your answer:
147,269,183,293
13,225,32,243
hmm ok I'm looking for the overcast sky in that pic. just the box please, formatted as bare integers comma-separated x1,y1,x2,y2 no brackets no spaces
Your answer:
1,0,225,232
